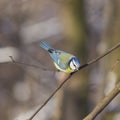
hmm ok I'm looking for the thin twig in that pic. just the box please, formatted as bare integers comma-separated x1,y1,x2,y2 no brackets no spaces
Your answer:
83,82,120,120
27,42,120,120
9,56,52,71
87,41,120,65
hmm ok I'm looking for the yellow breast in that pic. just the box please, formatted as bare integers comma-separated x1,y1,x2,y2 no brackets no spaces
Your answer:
54,62,74,73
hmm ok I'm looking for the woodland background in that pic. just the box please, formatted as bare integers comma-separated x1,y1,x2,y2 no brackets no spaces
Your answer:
0,0,120,120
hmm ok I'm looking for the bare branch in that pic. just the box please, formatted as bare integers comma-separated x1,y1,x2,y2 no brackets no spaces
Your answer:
87,41,120,65
83,82,120,120
27,41,120,120
28,74,72,120
9,56,52,71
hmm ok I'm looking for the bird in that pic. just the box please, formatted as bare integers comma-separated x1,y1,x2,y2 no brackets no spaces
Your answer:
40,41,80,73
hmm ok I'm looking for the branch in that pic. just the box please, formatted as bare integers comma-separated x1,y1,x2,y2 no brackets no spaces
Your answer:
9,56,52,71
87,41,120,65
83,82,120,120
27,41,120,120
28,74,72,120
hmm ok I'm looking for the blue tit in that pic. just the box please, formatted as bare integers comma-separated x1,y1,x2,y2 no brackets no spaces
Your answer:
40,41,80,73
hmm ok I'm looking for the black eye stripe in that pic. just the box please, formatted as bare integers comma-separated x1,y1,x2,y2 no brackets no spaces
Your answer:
72,61,76,67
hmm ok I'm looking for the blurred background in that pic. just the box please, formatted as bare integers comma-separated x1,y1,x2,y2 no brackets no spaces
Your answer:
0,0,120,120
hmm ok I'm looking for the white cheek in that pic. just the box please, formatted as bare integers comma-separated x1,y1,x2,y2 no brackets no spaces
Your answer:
70,62,76,70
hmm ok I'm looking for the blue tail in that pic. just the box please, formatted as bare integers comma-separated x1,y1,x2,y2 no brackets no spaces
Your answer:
40,41,53,51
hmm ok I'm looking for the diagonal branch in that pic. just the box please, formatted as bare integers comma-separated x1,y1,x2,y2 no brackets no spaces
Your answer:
28,74,72,120
87,41,120,65
83,82,120,120
27,41,120,120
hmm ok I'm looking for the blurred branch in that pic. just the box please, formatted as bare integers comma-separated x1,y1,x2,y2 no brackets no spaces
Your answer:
83,82,120,120
27,41,120,120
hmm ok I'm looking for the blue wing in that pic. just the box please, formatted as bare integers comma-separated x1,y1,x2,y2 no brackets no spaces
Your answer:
49,50,67,70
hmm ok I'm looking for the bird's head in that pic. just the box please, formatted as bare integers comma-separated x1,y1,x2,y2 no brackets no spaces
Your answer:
69,57,80,71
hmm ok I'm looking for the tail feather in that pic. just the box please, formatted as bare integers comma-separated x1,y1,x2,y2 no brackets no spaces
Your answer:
40,41,53,51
